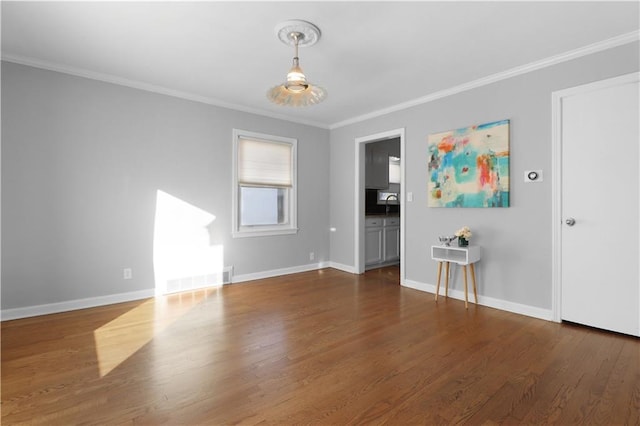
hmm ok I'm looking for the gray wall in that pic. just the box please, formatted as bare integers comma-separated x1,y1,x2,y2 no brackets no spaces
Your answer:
329,42,639,310
1,62,330,310
3,42,638,313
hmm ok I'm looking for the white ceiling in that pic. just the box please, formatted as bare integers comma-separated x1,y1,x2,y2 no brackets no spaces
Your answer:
2,1,639,128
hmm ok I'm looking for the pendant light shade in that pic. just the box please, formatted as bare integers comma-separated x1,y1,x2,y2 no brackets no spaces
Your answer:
267,20,327,107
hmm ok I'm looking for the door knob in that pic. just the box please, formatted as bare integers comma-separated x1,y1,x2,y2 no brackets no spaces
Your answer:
565,218,576,226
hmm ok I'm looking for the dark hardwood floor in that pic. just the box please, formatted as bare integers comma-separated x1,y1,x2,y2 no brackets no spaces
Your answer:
2,267,638,424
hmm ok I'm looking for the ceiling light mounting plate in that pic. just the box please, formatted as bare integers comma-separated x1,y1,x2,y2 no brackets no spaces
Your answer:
275,20,321,47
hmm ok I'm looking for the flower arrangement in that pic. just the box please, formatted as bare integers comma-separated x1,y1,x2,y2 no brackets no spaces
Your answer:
455,226,472,239
455,226,472,246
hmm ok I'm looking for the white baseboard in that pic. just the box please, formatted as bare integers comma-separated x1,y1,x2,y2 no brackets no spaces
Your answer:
1,289,155,321
2,269,552,323
231,261,331,284
327,261,357,274
402,279,553,322
1,263,332,321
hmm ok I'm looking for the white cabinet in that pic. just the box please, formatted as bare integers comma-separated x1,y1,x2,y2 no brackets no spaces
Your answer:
430,245,481,308
365,216,400,269
431,245,480,265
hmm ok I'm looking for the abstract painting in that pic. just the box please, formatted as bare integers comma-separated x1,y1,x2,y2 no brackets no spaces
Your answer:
427,119,509,208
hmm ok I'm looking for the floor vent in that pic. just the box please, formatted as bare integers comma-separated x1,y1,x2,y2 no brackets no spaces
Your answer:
165,266,233,294
222,266,233,284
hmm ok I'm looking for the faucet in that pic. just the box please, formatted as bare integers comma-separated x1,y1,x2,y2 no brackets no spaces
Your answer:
385,194,398,215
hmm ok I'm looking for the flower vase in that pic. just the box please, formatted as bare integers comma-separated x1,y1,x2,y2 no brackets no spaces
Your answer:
458,237,469,247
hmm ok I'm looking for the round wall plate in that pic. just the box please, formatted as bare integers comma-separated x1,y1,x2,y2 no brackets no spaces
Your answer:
524,170,543,182
275,20,321,47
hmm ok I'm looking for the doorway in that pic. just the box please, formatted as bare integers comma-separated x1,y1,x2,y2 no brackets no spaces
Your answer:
354,128,406,283
552,73,639,336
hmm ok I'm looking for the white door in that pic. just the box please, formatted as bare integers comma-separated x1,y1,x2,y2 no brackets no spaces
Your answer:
558,73,639,336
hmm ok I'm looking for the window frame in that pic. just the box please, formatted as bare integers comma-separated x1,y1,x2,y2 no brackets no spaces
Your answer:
232,129,298,238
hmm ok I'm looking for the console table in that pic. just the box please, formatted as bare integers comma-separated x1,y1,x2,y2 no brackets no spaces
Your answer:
431,245,481,308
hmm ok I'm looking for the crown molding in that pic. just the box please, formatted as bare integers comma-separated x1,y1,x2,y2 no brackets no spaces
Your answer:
0,53,330,130
329,30,640,129
2,29,637,131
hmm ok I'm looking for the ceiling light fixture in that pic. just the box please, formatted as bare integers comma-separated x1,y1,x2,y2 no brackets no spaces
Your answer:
267,20,327,107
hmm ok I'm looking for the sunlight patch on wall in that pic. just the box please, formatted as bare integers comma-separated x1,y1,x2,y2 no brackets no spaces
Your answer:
93,192,225,377
153,190,225,296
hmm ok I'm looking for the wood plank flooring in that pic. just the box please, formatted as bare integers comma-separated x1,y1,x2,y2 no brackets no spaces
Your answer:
2,266,638,425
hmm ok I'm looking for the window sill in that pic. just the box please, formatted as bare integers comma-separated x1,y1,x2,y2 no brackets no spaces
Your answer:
232,227,299,239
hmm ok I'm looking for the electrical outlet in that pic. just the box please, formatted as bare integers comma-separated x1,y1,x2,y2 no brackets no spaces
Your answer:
123,268,132,280
309,252,315,261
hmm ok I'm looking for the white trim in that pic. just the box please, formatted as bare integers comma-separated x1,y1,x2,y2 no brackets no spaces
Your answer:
331,30,640,129
552,71,639,99
403,279,553,322
4,31,637,131
231,261,330,284
551,88,563,323
399,129,406,286
1,53,330,129
231,129,298,239
231,228,299,239
327,261,357,274
551,72,640,324
354,128,406,281
1,289,155,321
1,263,332,321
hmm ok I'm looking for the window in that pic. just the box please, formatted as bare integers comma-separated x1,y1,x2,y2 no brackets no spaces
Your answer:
377,191,399,204
232,129,297,237
389,156,401,184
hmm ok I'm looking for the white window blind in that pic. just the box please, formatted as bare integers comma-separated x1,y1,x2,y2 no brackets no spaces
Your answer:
232,129,298,238
238,138,292,187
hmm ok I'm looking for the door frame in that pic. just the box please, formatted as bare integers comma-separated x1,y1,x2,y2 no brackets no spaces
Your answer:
551,72,640,323
354,128,405,282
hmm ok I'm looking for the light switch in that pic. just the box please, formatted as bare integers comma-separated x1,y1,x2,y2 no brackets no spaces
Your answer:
407,192,414,202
